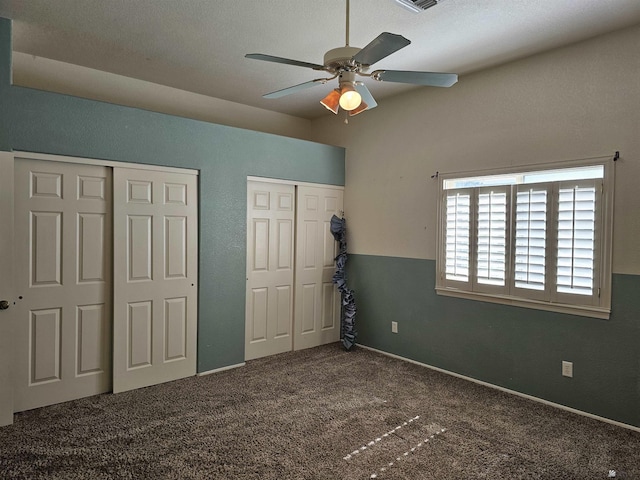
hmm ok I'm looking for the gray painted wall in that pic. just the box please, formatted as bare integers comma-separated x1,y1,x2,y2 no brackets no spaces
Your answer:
347,255,639,427
0,18,345,372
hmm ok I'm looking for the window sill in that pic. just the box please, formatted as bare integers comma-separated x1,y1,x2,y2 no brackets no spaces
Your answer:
435,287,610,320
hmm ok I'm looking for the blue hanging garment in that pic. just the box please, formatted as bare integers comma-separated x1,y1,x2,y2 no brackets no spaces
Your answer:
330,214,357,350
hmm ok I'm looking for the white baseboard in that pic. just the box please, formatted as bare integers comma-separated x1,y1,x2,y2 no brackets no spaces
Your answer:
359,344,640,433
197,362,245,377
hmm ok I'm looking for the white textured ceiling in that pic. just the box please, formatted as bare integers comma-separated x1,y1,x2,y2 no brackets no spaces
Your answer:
1,0,640,119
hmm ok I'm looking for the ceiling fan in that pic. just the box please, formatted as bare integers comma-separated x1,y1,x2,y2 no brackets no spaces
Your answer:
245,0,458,118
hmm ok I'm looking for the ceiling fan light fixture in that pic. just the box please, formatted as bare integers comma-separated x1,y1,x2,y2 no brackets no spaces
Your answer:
246,0,458,119
338,84,362,111
320,89,341,114
348,101,368,116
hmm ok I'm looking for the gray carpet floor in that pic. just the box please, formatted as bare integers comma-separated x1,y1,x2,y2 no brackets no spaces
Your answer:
1,343,639,479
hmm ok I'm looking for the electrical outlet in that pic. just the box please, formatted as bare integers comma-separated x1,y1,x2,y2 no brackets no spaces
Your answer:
562,361,573,378
391,321,398,334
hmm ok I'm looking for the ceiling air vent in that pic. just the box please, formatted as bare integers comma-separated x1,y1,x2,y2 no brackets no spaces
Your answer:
393,0,445,13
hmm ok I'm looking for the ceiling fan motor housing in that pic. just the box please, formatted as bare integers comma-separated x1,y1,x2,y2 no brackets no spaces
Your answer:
338,71,357,87
323,46,361,72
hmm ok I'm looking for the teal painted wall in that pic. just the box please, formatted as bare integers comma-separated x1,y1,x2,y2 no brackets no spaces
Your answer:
0,18,345,372
347,254,640,427
0,18,11,151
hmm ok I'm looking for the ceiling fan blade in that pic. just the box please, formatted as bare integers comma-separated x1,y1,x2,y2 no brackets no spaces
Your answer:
372,70,458,87
354,83,378,110
352,32,411,67
246,53,326,71
263,80,325,99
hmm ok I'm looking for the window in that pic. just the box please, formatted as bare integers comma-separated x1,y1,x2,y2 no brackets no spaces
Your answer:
436,159,614,319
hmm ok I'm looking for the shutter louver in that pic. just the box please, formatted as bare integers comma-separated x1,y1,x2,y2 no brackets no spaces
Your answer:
476,190,507,286
556,184,597,296
445,192,470,282
515,188,547,291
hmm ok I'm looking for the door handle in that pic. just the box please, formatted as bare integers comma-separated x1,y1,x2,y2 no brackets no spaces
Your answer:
0,300,9,310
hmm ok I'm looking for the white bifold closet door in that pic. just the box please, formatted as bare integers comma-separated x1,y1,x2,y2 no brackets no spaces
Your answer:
245,180,343,361
12,159,113,412
113,168,198,393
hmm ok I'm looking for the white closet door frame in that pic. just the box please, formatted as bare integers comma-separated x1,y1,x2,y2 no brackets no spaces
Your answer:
245,176,344,359
246,176,345,191
0,152,15,426
0,151,198,420
12,151,198,176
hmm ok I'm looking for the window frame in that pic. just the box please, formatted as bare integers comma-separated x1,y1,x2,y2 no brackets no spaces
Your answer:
435,157,614,319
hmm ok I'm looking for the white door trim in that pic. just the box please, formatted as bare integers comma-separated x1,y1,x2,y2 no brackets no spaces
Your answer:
14,151,199,176
247,176,344,191
0,151,15,426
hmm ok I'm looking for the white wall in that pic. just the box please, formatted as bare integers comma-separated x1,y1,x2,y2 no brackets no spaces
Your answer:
12,52,312,141
310,24,640,275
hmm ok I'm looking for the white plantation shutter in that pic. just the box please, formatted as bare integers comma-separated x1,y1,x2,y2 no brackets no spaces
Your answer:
445,190,471,283
437,161,611,317
476,187,508,288
555,180,599,298
514,185,548,294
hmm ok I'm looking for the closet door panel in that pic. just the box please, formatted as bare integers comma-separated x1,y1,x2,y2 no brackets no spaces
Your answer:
293,186,343,351
13,158,112,412
113,167,198,393
245,181,295,360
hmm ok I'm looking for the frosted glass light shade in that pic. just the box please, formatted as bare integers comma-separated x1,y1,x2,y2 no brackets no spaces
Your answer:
338,85,362,111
